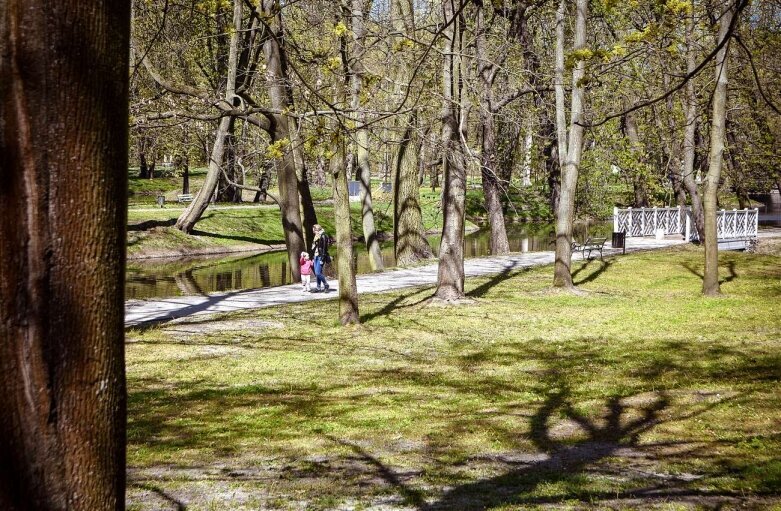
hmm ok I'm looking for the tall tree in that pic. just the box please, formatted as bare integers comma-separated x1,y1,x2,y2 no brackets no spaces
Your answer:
553,0,589,288
331,136,361,324
333,11,361,324
349,0,384,271
702,0,741,296
259,0,307,282
435,0,469,301
0,0,129,508
390,0,434,266
174,0,244,233
474,0,511,255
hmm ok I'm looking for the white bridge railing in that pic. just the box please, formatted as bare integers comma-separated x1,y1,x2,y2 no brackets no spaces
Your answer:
613,206,758,241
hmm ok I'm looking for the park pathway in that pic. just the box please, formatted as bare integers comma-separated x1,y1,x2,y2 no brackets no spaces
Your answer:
126,236,693,327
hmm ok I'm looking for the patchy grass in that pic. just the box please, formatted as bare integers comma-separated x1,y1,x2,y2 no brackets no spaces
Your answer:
126,245,781,509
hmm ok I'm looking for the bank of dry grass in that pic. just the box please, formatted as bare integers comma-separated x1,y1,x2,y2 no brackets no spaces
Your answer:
126,245,781,510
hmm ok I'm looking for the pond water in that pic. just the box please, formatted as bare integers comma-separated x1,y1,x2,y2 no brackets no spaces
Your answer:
126,222,612,300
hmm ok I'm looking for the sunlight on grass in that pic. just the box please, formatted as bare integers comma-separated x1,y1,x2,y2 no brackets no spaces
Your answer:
126,246,781,509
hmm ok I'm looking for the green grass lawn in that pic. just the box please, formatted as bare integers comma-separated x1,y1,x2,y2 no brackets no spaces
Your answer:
125,245,781,510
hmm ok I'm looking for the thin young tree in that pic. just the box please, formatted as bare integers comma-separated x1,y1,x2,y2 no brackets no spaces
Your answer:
681,3,706,240
474,0,511,255
702,0,742,295
0,0,129,508
553,0,589,288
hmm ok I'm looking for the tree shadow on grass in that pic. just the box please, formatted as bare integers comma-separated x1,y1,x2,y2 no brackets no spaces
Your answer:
125,321,781,510
681,260,738,285
131,483,187,511
327,381,750,510
571,258,614,286
360,290,431,323
128,218,177,231
191,229,281,246
424,385,671,510
466,267,532,299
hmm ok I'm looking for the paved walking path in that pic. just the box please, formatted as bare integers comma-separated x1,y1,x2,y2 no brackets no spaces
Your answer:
126,236,690,327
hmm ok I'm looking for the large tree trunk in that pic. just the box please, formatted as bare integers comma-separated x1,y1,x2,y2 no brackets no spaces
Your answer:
553,0,588,288
435,0,468,301
331,138,360,324
393,114,433,265
702,3,737,296
475,0,510,255
216,122,242,202
0,0,129,508
261,0,305,282
682,6,705,240
350,0,384,271
391,0,433,266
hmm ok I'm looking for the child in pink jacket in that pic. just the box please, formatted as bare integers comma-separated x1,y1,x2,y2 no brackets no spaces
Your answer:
299,252,314,292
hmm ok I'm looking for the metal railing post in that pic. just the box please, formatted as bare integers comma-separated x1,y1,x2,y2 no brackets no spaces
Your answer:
613,207,618,233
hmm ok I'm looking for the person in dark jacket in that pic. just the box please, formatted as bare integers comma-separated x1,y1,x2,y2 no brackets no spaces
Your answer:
311,224,330,292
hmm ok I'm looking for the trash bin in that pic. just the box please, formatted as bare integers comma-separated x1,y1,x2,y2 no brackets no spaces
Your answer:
655,228,665,240
612,231,626,254
156,195,165,208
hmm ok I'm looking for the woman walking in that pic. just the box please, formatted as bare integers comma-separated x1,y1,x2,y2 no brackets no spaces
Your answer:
311,224,331,292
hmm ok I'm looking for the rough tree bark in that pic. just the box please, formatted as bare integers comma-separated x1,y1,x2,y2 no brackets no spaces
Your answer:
216,123,242,203
331,138,360,324
435,0,468,301
553,0,588,288
702,2,738,296
350,0,384,271
475,0,510,255
0,0,129,508
260,0,306,281
391,0,433,266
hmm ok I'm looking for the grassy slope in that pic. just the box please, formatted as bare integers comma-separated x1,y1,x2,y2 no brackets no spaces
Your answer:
127,187,468,258
126,246,781,510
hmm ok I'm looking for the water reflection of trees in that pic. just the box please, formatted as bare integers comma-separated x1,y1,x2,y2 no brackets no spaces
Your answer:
128,224,611,299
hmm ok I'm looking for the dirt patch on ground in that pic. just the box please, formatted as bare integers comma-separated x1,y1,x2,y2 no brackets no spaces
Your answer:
164,318,285,333
754,237,781,257
126,445,781,510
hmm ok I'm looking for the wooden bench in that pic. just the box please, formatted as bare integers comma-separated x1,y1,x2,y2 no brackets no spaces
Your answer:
177,193,194,203
572,237,607,260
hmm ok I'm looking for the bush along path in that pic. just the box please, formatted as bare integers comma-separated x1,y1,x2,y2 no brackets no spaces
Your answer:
125,236,687,327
